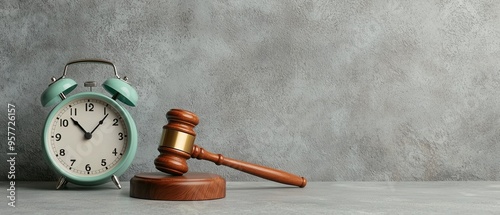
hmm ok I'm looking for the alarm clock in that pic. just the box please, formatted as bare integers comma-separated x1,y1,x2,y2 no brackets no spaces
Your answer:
40,59,138,189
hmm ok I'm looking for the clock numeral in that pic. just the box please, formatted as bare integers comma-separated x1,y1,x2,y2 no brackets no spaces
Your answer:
54,133,62,141
85,164,91,171
85,103,94,112
70,108,77,116
59,119,68,127
59,149,65,156
70,159,76,166
113,118,119,126
104,107,107,115
118,132,124,140
101,159,107,166
112,148,118,156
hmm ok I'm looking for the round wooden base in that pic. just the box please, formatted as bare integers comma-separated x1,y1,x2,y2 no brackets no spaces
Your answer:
130,172,226,201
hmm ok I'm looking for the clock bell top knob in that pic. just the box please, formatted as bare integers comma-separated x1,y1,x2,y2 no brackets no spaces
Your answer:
84,81,97,88
84,81,97,91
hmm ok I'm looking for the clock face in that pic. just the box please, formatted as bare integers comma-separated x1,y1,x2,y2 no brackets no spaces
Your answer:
46,96,129,177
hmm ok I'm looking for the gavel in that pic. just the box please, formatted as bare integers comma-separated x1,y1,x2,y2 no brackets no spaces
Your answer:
154,109,307,188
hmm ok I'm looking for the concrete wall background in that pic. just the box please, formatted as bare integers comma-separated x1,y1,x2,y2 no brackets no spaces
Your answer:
2,0,500,182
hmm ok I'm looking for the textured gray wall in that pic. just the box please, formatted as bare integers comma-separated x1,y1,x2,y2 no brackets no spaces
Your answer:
2,0,500,182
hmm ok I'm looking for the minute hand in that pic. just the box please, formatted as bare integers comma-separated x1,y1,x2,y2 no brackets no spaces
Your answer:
91,114,109,134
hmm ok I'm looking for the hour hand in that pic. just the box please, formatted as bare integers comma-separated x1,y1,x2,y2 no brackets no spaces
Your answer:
71,117,92,139
91,114,109,134
71,117,87,133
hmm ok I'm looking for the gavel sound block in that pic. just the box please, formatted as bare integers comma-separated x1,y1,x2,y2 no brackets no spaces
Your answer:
130,109,307,201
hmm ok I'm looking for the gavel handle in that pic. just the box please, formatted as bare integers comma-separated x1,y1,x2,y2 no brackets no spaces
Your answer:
191,145,307,188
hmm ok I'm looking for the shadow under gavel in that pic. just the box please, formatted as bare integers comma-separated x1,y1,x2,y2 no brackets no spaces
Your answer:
154,109,307,188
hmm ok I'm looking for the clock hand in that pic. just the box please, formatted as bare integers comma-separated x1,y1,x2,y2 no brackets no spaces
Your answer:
90,114,109,134
70,117,92,139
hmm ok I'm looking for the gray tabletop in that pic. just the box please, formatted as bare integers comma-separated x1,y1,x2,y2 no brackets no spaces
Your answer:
2,181,499,214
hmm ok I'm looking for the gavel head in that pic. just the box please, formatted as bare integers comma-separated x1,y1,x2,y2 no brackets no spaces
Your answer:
154,109,199,176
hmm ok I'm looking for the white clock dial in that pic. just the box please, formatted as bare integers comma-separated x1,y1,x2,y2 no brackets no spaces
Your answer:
48,98,128,177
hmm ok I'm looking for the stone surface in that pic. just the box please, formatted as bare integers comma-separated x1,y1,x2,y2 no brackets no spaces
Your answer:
1,1,500,181
2,181,500,214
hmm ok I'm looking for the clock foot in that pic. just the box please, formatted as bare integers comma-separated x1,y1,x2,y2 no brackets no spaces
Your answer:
111,175,122,189
56,176,68,190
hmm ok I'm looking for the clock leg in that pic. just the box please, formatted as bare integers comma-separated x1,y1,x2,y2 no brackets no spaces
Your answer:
111,175,122,189
56,176,68,190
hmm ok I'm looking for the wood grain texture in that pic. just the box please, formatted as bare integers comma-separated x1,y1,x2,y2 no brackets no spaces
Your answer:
155,147,190,176
164,109,199,136
130,172,226,201
155,109,307,188
191,145,307,188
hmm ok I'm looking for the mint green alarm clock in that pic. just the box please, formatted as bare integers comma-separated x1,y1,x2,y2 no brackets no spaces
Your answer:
40,59,138,189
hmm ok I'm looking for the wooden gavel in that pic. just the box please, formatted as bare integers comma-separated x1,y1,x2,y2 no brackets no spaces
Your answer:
154,109,307,188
